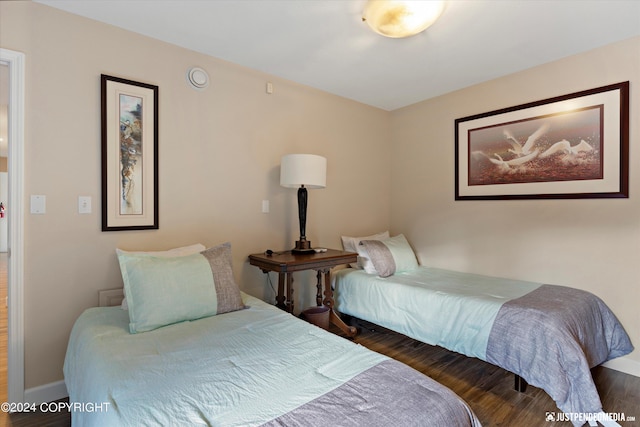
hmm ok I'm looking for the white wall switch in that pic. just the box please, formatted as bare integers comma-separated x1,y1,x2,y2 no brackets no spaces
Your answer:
78,196,92,214
30,195,46,214
262,200,270,213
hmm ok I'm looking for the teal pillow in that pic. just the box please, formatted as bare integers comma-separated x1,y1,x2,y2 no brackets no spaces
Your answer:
117,242,245,333
360,234,418,277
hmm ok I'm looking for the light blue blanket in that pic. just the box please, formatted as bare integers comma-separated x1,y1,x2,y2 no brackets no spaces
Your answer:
64,292,482,427
334,267,540,359
64,293,386,426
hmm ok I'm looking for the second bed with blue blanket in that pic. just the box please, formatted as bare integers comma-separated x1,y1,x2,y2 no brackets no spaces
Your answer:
334,267,633,427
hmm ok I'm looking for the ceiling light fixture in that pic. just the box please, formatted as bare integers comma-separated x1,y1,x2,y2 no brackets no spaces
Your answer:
362,0,445,38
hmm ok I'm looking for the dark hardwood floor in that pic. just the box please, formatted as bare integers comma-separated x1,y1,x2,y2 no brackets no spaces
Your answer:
334,317,640,427
3,316,638,426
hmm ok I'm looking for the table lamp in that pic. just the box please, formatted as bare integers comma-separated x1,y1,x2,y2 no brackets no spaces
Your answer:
280,154,327,254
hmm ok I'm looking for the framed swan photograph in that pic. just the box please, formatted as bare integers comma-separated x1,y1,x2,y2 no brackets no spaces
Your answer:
455,81,629,200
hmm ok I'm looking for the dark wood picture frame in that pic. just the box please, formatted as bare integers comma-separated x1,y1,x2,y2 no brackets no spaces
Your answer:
455,81,629,200
101,74,159,231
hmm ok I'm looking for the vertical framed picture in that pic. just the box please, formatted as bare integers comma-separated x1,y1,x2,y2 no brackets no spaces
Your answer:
455,81,629,200
101,74,159,230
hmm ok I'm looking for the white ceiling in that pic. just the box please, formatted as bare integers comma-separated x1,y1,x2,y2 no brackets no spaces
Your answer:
31,0,640,110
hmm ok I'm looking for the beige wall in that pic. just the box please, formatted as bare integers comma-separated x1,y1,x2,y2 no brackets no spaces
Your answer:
0,2,391,390
390,36,640,369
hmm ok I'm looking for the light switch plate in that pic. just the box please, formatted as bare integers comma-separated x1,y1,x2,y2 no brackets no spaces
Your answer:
78,196,92,214
30,195,46,214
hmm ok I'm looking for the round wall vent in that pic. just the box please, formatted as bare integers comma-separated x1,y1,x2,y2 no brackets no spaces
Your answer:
187,67,209,90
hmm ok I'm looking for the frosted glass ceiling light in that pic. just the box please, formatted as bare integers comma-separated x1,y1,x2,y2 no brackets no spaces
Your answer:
363,0,445,38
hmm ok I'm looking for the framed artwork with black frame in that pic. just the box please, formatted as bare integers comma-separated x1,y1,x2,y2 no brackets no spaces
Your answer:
101,74,159,231
455,81,629,200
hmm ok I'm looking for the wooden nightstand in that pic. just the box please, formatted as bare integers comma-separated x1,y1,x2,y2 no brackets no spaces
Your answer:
248,249,358,337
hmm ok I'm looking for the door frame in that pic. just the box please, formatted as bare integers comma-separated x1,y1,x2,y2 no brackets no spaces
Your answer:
0,47,25,404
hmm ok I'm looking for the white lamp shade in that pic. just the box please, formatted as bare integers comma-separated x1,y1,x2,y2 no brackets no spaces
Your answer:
280,154,327,189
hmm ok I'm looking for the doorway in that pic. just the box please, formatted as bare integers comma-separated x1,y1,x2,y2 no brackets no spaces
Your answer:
0,62,8,404
0,253,6,404
0,47,25,405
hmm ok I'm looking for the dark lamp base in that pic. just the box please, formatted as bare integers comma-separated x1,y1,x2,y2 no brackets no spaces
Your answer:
292,239,314,254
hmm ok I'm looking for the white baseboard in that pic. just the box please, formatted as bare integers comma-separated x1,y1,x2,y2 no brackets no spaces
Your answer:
602,355,640,378
24,380,68,404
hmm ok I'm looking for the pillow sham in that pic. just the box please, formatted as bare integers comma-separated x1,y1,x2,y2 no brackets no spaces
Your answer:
116,243,206,257
360,234,418,278
117,242,244,333
354,244,377,275
117,243,206,310
341,231,389,269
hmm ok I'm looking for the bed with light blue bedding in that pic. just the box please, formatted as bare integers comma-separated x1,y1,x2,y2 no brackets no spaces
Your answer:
334,267,633,427
64,292,481,427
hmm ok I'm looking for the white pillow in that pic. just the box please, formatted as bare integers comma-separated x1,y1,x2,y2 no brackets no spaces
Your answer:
117,244,206,310
341,231,389,269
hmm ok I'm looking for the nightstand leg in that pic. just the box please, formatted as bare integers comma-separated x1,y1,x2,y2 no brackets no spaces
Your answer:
275,272,286,311
321,268,332,308
286,273,294,314
330,310,357,338
322,269,357,338
315,271,323,306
